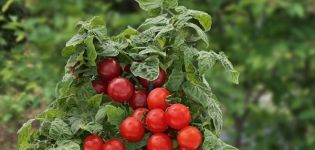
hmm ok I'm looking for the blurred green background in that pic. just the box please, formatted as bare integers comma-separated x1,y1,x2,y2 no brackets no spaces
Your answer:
1,0,315,149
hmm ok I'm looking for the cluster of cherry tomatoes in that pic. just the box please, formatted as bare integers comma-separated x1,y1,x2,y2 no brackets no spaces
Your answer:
84,58,202,150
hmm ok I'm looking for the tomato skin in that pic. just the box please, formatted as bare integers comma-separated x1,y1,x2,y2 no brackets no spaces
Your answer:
92,80,108,94
139,68,167,88
102,139,125,150
147,88,170,110
145,109,168,133
147,133,172,150
177,126,202,150
131,108,148,123
97,58,122,81
120,117,145,142
129,90,147,109
165,104,191,130
107,77,134,102
83,135,104,150
179,147,199,150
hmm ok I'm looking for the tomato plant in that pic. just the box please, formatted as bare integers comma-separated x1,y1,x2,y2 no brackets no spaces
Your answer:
17,0,239,150
139,68,167,88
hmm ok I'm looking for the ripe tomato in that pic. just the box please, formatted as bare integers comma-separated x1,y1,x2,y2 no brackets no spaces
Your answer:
131,108,148,123
145,109,168,133
102,139,125,150
83,135,103,150
147,133,172,150
120,117,145,142
165,104,191,129
129,90,147,109
147,88,170,110
177,126,202,150
107,77,134,102
123,65,130,72
92,80,108,94
139,68,167,88
97,58,122,81
179,147,199,150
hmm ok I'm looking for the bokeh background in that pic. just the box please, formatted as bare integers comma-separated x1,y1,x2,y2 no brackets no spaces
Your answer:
1,0,315,149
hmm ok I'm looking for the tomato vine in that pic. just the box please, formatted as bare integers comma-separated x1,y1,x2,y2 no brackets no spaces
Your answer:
18,0,239,150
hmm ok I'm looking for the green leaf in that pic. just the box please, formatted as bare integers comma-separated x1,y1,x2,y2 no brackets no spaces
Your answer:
202,129,238,150
189,10,212,31
49,140,80,150
105,105,126,126
185,23,209,47
115,26,140,38
95,106,107,123
130,56,160,80
37,109,65,121
135,0,163,11
69,117,84,134
217,52,239,84
182,81,222,136
163,0,178,9
82,122,103,134
1,0,13,12
165,68,184,91
17,119,35,150
88,94,103,108
98,40,128,57
49,118,73,140
138,14,169,29
84,36,97,66
139,45,166,57
197,51,217,74
62,33,86,56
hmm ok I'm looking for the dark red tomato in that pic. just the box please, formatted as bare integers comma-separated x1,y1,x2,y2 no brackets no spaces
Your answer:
120,117,145,142
129,90,147,109
165,104,191,130
123,65,130,72
131,108,148,123
179,147,199,150
147,133,172,150
177,126,202,150
139,68,167,88
102,139,125,150
145,109,168,133
147,88,170,110
97,58,122,81
107,77,134,102
92,80,108,94
83,135,104,150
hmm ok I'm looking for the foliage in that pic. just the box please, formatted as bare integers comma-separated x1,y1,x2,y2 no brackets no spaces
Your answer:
17,0,239,149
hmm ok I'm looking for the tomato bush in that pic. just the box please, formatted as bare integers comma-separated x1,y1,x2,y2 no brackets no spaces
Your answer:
17,0,239,150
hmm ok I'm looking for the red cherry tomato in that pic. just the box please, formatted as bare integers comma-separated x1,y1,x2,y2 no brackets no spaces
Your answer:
165,104,191,130
124,65,130,72
97,58,122,81
120,117,145,142
107,77,134,102
147,88,170,110
131,108,148,123
83,135,104,150
139,68,167,88
147,133,172,150
145,109,168,133
129,90,147,109
177,126,202,150
102,139,125,150
92,80,108,94
179,147,199,150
